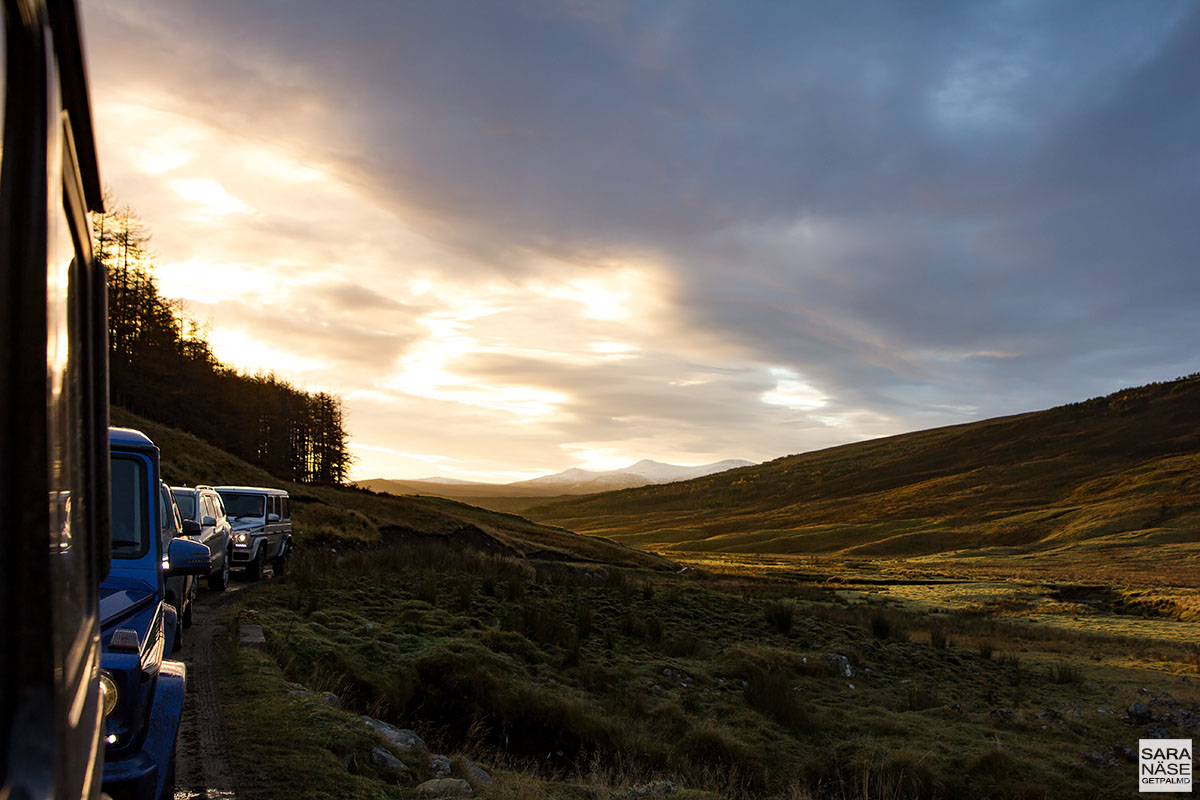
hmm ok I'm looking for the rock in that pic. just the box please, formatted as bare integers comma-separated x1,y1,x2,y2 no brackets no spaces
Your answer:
414,777,473,798
1127,703,1153,724
989,708,1015,722
321,692,341,708
372,747,407,772
429,754,452,779
1116,744,1136,763
1036,709,1063,722
825,653,853,678
287,690,311,697
361,716,427,752
238,623,266,649
1168,709,1199,730
463,760,493,787
1083,683,1100,692
627,779,676,797
1097,706,1115,714
1145,723,1170,739
1085,751,1107,766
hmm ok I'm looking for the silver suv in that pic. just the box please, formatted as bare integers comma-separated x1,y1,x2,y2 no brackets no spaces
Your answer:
171,485,234,590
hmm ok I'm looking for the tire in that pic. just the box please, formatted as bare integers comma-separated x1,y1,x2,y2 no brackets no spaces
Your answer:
247,547,266,581
273,541,290,576
209,548,230,591
159,739,177,800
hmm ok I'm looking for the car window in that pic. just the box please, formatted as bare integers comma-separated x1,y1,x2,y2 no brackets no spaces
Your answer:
281,496,289,519
220,493,265,518
173,491,196,520
158,485,173,548
110,454,149,558
213,493,226,518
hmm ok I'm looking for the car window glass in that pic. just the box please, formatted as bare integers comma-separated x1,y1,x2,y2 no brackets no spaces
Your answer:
221,493,264,518
173,492,196,520
110,454,148,558
282,497,289,519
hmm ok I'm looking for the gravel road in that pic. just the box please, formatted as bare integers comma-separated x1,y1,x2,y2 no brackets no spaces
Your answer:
172,574,265,800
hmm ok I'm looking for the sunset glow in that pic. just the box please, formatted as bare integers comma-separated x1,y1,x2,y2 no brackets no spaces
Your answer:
81,2,1200,482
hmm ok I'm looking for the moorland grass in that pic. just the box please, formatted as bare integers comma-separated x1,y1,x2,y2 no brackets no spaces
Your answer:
218,539,1197,800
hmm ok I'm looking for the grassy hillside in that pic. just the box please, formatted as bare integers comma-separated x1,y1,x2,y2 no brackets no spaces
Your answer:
222,537,1200,800
111,406,671,571
526,378,1200,573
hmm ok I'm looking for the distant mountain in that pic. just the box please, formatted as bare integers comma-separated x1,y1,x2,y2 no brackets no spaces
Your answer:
526,376,1200,562
508,459,755,494
358,458,754,501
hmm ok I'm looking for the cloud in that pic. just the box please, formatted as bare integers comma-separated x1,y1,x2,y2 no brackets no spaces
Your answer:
81,1,1200,480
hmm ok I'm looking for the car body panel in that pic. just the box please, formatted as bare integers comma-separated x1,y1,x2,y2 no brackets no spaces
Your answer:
102,428,204,800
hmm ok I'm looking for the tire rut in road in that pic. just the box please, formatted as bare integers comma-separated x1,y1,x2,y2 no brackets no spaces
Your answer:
173,580,256,800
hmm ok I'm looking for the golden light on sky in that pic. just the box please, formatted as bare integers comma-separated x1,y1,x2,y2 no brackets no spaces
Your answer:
80,2,1200,482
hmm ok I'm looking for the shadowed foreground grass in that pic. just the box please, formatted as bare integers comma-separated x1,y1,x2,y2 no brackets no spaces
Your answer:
218,541,1197,799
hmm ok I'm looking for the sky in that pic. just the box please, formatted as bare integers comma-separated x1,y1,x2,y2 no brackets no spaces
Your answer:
80,1,1200,482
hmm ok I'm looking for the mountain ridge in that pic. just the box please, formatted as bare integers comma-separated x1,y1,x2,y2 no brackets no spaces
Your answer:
359,457,754,499
523,376,1200,569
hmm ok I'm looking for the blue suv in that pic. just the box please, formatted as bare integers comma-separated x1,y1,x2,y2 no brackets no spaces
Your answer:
102,428,209,800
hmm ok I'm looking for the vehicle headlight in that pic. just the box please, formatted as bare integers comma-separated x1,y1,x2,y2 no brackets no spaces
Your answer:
235,532,249,544
99,671,119,718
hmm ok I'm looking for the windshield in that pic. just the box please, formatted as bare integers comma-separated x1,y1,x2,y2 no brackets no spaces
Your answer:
220,493,265,518
172,491,196,520
110,454,149,558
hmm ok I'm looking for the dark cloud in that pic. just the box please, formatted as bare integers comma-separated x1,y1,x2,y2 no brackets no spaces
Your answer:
84,1,1200,475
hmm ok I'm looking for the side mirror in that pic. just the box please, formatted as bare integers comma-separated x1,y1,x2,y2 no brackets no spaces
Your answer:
201,515,217,527
166,537,210,577
181,519,202,536
267,513,280,522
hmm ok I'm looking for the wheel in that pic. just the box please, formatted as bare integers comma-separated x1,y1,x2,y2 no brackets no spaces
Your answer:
273,541,289,576
159,739,177,800
247,547,265,581
209,548,230,591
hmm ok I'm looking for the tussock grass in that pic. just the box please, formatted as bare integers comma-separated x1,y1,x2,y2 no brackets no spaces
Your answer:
223,538,1198,800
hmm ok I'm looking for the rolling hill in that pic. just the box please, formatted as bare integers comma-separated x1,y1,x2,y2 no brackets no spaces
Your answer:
110,407,673,571
524,377,1200,564
358,458,753,500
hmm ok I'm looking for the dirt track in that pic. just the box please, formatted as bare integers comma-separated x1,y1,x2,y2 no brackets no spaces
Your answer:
172,574,265,800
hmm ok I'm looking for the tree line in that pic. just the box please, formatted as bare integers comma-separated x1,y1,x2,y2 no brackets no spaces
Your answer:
94,198,352,484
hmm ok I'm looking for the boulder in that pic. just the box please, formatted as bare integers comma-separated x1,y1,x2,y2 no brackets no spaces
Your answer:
321,692,341,708
627,779,676,797
429,754,452,779
825,653,853,678
1145,723,1171,739
361,716,427,752
463,760,493,787
414,778,473,798
1127,703,1153,724
238,623,266,649
1168,709,1199,730
371,747,407,772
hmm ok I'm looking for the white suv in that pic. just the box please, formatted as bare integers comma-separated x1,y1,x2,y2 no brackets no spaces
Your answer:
215,486,293,580
170,485,234,590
